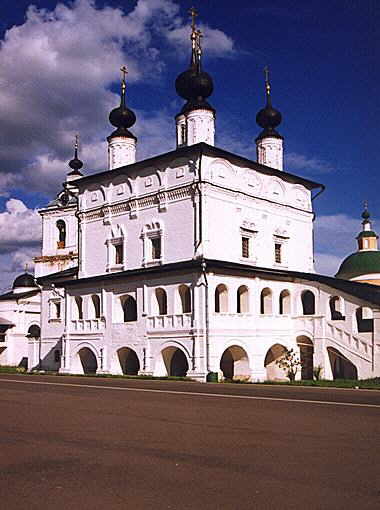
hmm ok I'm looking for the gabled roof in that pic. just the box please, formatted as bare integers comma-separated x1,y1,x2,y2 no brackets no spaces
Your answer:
40,258,380,307
37,266,78,284
73,142,323,191
0,289,40,301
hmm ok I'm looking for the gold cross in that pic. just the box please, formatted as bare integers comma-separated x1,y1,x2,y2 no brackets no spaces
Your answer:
264,66,270,83
189,7,198,32
120,65,128,82
264,66,271,95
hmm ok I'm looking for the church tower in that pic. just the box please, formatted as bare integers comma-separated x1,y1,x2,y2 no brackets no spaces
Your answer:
107,66,137,169
336,204,380,284
34,139,84,278
255,68,284,170
175,8,215,147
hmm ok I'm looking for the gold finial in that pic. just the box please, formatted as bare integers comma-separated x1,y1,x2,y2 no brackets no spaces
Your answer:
25,263,28,273
189,7,198,33
264,66,271,96
74,134,79,150
120,65,128,92
364,200,368,210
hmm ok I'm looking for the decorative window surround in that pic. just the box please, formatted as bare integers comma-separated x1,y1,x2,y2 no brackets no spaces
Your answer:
240,223,258,263
273,231,289,268
49,298,62,321
106,226,126,272
141,221,164,267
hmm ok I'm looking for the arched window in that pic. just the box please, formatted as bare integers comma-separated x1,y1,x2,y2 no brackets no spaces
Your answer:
329,296,344,320
74,296,83,320
356,307,373,333
56,220,66,248
27,325,41,338
237,286,249,313
215,284,228,313
260,288,272,314
279,290,291,315
91,295,101,319
178,285,191,313
301,290,315,315
155,288,167,315
122,295,137,322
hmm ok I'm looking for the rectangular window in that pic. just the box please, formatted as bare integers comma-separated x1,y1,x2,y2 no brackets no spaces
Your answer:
151,237,161,260
115,244,124,265
55,302,61,319
242,236,250,258
275,243,282,264
181,124,187,146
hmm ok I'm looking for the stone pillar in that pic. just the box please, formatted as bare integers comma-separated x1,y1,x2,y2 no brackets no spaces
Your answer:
108,136,136,169
256,136,283,171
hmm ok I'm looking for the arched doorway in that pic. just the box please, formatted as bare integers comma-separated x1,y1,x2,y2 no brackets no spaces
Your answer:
161,347,189,377
297,336,314,380
327,347,358,379
117,347,140,375
264,344,287,380
78,347,98,374
220,345,250,380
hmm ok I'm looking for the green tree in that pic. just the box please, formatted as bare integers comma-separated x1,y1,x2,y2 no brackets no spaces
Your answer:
275,348,302,381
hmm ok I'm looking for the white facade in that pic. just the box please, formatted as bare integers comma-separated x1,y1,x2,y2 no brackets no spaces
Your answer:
0,290,40,369
35,143,380,382
256,136,284,171
108,135,136,170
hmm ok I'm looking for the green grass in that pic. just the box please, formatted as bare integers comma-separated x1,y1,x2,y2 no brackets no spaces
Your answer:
224,377,380,390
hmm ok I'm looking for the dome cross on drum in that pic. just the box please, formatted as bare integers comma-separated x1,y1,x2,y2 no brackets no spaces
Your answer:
175,7,216,147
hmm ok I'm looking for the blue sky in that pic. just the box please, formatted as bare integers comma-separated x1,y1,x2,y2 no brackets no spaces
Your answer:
0,0,378,290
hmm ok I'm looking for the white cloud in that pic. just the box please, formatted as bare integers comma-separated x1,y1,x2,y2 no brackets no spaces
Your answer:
285,152,334,174
0,199,41,254
314,252,342,276
0,0,235,197
166,23,235,56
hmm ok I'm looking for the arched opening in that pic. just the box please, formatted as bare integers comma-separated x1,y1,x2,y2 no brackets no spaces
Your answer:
27,324,41,338
356,307,373,333
329,296,344,320
91,295,101,319
178,285,191,313
155,288,167,315
279,290,291,315
215,284,228,313
237,286,249,313
327,347,358,379
117,347,140,375
56,220,66,248
78,347,97,374
220,345,250,380
301,290,315,315
297,336,314,380
161,347,189,377
264,344,287,380
122,295,137,322
73,296,83,320
260,288,273,314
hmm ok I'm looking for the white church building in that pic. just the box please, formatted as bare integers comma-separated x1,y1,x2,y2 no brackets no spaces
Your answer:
28,14,380,382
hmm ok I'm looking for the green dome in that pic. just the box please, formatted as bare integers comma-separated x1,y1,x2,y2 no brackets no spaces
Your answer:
356,230,378,239
336,251,380,280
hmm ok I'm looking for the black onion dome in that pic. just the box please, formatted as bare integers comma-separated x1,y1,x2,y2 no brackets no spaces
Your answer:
68,155,83,172
362,208,370,221
109,105,136,130
256,105,282,130
13,272,37,289
175,68,213,101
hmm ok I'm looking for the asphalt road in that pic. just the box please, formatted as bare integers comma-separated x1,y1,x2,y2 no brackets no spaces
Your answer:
0,375,379,510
